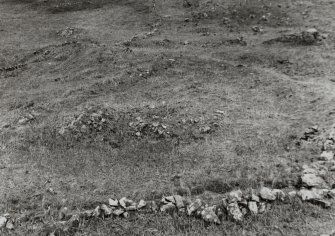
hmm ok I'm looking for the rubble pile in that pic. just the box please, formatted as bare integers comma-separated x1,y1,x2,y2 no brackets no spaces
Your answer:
58,109,121,142
129,116,171,138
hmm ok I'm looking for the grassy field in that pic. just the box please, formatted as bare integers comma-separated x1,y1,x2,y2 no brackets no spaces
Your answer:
1,0,335,235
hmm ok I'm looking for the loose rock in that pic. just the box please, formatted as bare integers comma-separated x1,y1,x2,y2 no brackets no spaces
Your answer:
228,190,243,202
320,151,334,161
0,216,7,228
301,173,327,188
160,203,176,212
227,202,243,221
201,207,220,224
101,204,113,216
248,201,258,215
137,200,147,209
187,199,203,216
260,187,276,201
108,198,119,207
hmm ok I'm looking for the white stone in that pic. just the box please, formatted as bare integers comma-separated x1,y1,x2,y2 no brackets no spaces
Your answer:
101,204,113,216
260,187,276,201
288,191,297,198
108,198,119,207
258,202,266,214
160,203,175,212
228,202,243,221
301,173,327,188
298,188,322,201
248,201,258,215
113,208,125,216
92,206,101,217
162,196,175,204
228,190,243,202
137,200,147,209
320,151,334,161
187,199,202,216
251,193,260,202
5,220,14,230
0,216,7,228
201,207,220,224
174,195,185,209
119,197,134,208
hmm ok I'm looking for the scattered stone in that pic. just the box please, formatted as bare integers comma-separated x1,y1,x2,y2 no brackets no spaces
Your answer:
298,188,322,201
58,207,69,220
113,208,125,216
137,200,147,209
248,201,258,215
288,191,297,198
0,216,7,228
108,198,119,207
119,197,135,208
122,212,129,218
126,205,137,211
162,196,175,204
101,204,113,216
201,207,220,224
228,190,243,202
160,203,176,212
301,173,327,188
258,202,266,214
187,199,203,216
251,193,260,202
260,187,276,201
5,220,14,230
150,201,158,212
324,140,335,151
320,151,334,161
227,202,243,221
272,189,286,201
174,195,185,209
92,206,101,217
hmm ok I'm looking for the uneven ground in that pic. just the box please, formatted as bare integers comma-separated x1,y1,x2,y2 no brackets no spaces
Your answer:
1,0,335,235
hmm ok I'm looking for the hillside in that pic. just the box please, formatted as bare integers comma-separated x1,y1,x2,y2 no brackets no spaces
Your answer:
1,0,335,235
